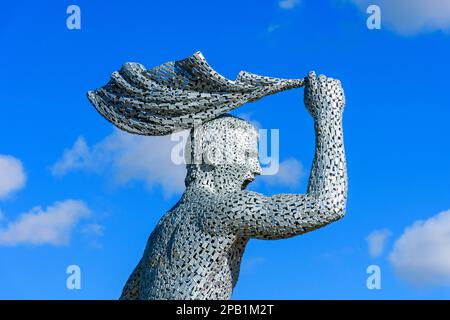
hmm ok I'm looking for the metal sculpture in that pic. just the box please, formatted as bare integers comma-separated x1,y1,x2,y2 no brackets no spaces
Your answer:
87,52,348,300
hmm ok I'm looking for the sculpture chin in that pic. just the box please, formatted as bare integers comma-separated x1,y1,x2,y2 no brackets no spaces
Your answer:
241,178,254,190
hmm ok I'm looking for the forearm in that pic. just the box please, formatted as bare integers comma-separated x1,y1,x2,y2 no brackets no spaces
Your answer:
307,110,347,216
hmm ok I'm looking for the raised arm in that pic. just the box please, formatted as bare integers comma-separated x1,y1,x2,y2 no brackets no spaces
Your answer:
206,72,348,240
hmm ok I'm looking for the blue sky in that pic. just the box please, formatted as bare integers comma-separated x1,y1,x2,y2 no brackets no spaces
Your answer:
1,0,450,299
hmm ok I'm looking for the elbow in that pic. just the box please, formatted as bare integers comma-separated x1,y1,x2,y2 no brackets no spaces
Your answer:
334,195,347,218
325,205,346,222
334,206,346,220
317,195,347,221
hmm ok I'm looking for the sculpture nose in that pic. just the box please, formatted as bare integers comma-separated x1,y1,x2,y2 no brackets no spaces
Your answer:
254,162,262,175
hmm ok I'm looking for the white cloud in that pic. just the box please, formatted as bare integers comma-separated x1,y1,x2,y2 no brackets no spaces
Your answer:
0,200,90,246
259,158,304,188
351,0,450,34
366,229,391,258
51,137,89,177
0,155,26,199
51,129,188,198
279,0,300,10
389,209,450,286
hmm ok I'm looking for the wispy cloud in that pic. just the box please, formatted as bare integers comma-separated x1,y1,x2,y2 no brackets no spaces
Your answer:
81,223,104,236
51,137,89,177
389,209,450,286
350,0,450,34
51,129,188,198
241,256,267,274
81,223,105,249
267,24,281,33
279,0,300,10
258,158,304,188
0,200,90,246
366,229,391,258
0,155,26,199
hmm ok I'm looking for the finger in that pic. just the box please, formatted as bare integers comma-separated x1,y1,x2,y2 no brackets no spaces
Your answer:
332,79,343,91
307,71,317,89
318,74,327,83
328,77,339,84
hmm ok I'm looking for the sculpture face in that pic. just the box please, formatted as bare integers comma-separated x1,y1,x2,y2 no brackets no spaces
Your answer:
241,141,262,189
185,116,262,191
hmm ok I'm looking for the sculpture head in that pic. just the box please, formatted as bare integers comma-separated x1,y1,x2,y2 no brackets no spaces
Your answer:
185,115,262,192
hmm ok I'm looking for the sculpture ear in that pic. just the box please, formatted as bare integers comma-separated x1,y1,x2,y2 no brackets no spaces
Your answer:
203,145,219,166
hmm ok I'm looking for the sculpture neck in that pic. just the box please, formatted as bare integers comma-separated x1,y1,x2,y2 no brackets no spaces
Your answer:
185,165,246,195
